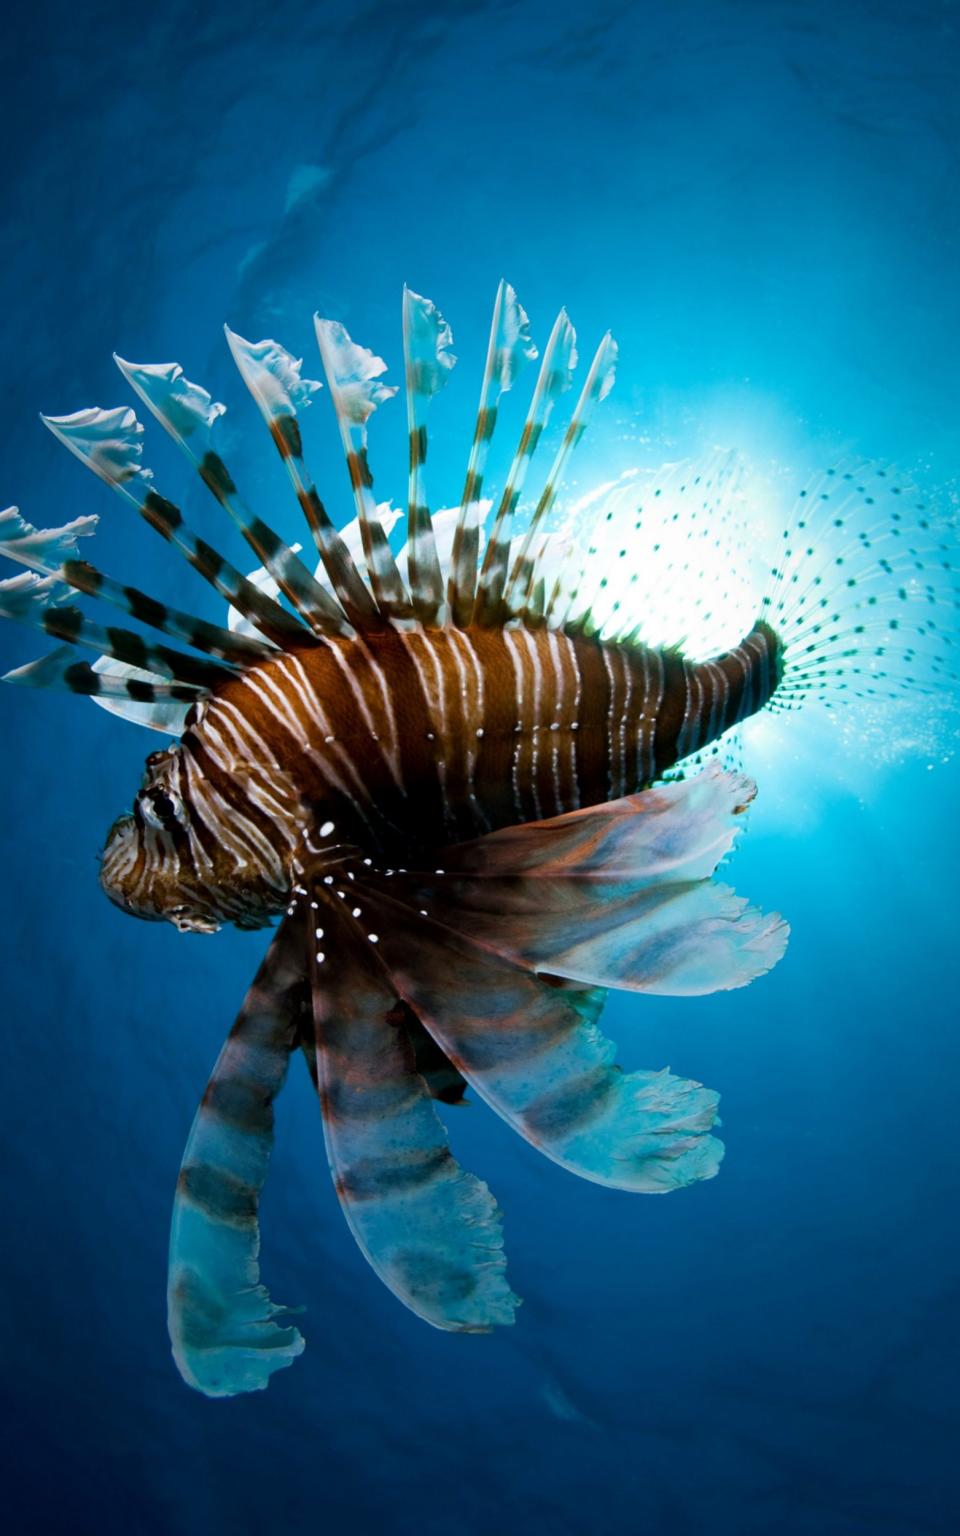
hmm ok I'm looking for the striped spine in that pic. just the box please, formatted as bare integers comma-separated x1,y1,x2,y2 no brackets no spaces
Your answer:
214,337,381,630
474,310,578,626
0,570,231,689
504,332,618,616
448,281,538,626
40,407,306,649
0,504,268,666
116,351,349,638
313,317,412,620
59,559,273,665
401,287,455,624
3,645,203,706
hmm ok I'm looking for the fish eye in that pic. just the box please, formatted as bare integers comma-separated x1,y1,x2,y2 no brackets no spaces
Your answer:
138,787,185,831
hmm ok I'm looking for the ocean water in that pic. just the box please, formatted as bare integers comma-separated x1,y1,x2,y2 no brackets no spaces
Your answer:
2,2,959,1533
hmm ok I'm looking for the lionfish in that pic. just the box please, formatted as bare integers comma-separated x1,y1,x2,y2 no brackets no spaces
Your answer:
1,283,955,1397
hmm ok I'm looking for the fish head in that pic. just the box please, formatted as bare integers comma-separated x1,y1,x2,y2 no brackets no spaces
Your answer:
99,744,280,933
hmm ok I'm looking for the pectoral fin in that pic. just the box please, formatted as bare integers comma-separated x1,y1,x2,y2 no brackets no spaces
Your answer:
338,883,723,1194
167,912,308,1397
305,885,518,1331
380,769,788,996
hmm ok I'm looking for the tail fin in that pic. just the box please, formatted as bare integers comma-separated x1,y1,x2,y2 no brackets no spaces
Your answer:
547,454,959,740
760,463,960,712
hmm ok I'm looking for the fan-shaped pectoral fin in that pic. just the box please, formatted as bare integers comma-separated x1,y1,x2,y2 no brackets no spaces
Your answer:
167,912,309,1397
383,769,790,997
335,883,724,1195
304,883,518,1331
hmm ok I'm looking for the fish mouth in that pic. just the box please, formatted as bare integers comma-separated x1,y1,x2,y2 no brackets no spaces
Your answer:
99,812,217,930
100,869,220,933
167,907,221,935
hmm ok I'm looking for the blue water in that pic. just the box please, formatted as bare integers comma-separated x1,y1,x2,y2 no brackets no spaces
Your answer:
2,2,959,1532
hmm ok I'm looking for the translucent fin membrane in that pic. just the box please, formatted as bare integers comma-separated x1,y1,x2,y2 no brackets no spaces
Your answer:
168,912,307,1397
40,407,306,649
348,880,726,1193
87,656,194,734
115,352,348,638
0,506,270,668
474,309,578,625
448,280,537,625
548,454,756,653
218,334,379,629
0,570,230,689
314,317,412,619
0,504,99,561
3,645,201,724
504,332,618,617
402,287,456,623
762,463,960,710
305,882,518,1331
323,770,786,1194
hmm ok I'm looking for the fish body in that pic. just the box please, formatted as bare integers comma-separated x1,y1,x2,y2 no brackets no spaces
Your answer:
2,282,954,1398
210,619,780,841
106,618,782,931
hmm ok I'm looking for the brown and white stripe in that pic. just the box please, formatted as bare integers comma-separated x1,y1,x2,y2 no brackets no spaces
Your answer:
314,316,412,620
447,281,538,626
474,309,578,627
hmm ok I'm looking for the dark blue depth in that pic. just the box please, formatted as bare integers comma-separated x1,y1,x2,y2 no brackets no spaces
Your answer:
1,3,958,1533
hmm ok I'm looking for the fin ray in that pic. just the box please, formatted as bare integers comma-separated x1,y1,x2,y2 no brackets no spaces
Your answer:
401,287,455,622
0,506,271,667
391,770,788,996
305,882,517,1330
505,332,618,617
212,336,380,629
2,645,199,729
474,309,578,625
168,914,308,1397
41,407,307,649
115,352,349,637
448,281,537,625
338,880,723,1194
314,316,412,619
0,570,231,689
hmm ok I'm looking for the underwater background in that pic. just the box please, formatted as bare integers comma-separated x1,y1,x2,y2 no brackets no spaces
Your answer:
2,1,959,1532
